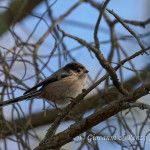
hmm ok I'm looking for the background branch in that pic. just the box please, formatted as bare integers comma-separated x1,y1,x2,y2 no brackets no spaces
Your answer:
0,0,150,149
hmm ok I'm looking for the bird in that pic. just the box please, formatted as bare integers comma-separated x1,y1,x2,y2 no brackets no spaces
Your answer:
0,62,88,107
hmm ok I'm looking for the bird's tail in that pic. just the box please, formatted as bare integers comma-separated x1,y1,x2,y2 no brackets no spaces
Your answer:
0,90,42,108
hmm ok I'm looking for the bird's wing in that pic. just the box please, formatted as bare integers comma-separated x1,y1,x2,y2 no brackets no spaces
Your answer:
24,71,71,95
24,75,57,95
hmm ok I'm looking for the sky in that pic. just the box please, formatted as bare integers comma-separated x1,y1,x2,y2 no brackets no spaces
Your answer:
0,0,150,149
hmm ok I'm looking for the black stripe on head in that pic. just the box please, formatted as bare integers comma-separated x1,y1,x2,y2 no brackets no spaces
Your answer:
64,62,85,71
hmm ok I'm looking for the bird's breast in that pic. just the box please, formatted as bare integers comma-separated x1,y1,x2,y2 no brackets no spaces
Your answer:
39,75,87,104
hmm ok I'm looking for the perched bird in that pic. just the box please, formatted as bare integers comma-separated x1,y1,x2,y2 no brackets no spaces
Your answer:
0,62,88,107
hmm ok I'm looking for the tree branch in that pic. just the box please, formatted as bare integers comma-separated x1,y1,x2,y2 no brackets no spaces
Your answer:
34,83,150,149
0,0,43,35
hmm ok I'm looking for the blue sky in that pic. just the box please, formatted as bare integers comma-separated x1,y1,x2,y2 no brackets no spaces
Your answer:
0,0,150,149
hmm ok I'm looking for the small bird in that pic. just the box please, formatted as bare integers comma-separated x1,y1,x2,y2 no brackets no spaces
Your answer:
0,62,88,107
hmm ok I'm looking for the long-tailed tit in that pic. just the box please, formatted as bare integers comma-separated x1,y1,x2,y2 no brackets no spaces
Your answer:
0,62,88,107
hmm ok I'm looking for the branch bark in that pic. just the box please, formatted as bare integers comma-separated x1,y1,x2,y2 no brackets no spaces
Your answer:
34,83,150,149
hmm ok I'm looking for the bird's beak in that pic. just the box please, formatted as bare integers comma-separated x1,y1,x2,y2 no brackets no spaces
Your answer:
84,70,89,73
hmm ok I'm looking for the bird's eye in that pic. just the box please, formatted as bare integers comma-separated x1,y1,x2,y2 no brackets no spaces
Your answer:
77,69,81,73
